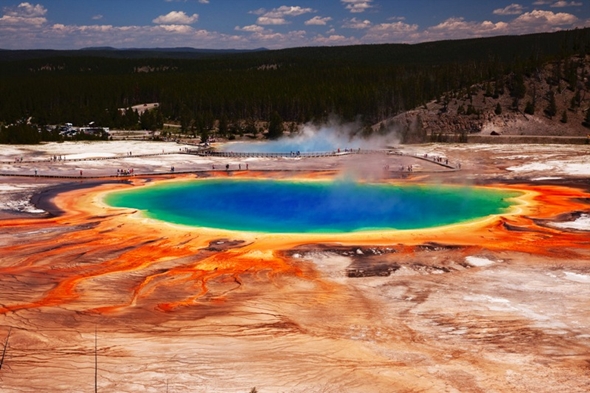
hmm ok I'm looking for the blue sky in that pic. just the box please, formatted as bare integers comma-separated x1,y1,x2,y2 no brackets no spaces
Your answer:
0,0,588,49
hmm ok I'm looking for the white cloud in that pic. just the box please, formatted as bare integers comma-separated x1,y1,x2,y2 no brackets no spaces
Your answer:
532,0,552,4
230,27,311,48
360,21,419,43
199,0,210,3
513,9,578,28
311,33,357,46
92,14,103,21
42,23,245,49
493,4,525,15
341,0,373,13
0,2,47,26
9,2,47,17
305,16,332,26
0,13,46,26
551,1,583,7
416,9,580,42
235,24,266,33
265,6,314,17
421,17,509,41
254,5,315,26
155,24,194,34
249,8,267,16
257,16,288,25
153,11,198,25
343,17,372,29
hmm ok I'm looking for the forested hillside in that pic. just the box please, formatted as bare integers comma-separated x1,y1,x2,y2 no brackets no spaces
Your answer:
0,28,588,140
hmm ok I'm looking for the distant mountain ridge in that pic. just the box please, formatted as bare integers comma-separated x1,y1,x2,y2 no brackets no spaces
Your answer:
0,46,268,61
79,46,269,53
0,28,587,64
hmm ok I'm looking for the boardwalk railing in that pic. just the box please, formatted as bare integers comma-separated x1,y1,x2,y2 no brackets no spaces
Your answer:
0,148,460,179
191,149,389,158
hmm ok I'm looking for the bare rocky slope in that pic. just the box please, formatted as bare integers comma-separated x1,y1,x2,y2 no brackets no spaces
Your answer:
379,55,590,143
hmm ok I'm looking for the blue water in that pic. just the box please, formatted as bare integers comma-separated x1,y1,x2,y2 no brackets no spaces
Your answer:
221,127,366,153
105,179,519,233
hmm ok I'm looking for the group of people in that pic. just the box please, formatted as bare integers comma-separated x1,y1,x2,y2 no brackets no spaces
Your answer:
424,153,450,166
117,168,134,176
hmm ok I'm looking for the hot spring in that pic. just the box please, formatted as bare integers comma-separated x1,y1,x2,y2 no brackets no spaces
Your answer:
105,179,520,233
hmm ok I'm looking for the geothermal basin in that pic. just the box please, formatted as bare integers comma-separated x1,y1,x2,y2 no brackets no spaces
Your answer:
0,141,590,392
105,179,520,233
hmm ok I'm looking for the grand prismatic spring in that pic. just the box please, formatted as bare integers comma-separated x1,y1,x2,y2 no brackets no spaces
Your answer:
0,141,589,392
105,179,519,233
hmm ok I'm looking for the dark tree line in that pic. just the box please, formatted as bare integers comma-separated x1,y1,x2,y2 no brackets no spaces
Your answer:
0,28,587,133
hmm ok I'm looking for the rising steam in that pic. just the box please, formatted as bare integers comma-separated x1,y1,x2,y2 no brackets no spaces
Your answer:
221,118,400,153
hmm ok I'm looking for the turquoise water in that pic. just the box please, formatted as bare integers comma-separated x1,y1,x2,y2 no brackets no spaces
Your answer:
105,179,519,233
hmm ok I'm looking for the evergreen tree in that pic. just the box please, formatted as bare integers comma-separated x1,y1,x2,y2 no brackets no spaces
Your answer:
544,91,557,119
266,111,284,140
570,89,581,109
200,128,209,143
524,101,535,115
217,115,228,138
510,73,526,99
560,110,568,123
494,103,502,115
180,107,192,132
484,81,493,97
0,124,41,144
140,108,164,131
245,119,257,136
549,61,563,86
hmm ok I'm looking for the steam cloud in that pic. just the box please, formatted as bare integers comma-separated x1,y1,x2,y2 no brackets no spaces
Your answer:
221,118,400,153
